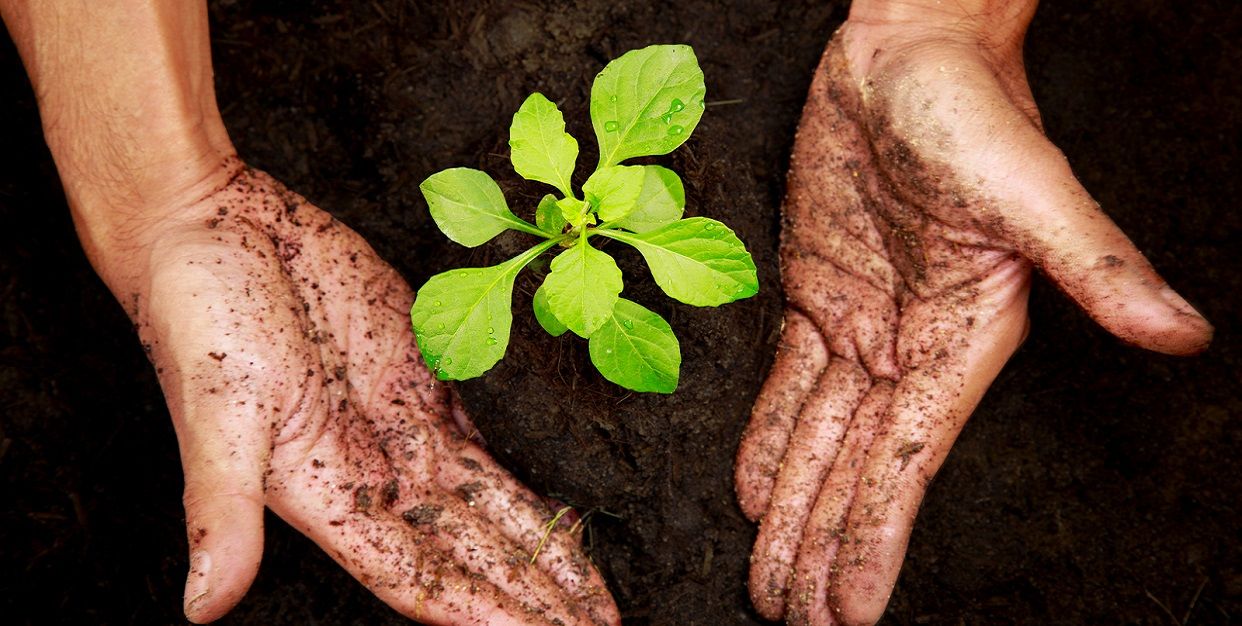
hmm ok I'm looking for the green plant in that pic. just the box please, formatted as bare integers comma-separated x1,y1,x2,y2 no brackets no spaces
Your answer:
410,44,758,393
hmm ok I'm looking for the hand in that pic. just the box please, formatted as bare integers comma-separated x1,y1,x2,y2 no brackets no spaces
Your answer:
121,162,619,625
734,6,1212,625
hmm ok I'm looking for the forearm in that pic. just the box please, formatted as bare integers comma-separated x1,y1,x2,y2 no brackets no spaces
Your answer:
0,0,234,286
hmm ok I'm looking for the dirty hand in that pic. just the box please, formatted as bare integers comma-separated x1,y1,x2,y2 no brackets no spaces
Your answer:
115,164,620,625
734,2,1213,624
1,0,619,622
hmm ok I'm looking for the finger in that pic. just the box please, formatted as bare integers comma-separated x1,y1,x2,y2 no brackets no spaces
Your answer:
384,419,603,625
998,135,1210,355
910,71,1213,355
270,455,575,626
284,500,555,625
735,311,829,521
829,268,1029,626
168,385,267,623
786,382,893,626
748,359,871,620
439,434,620,625
396,491,586,625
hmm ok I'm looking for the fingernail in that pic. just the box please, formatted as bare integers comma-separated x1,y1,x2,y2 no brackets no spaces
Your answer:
1158,285,1207,320
184,550,212,616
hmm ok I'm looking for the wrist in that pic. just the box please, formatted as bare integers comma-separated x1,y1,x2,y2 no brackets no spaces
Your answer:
847,0,1037,47
54,117,242,295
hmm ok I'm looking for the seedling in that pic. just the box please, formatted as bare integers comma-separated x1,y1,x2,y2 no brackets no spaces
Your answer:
411,44,758,393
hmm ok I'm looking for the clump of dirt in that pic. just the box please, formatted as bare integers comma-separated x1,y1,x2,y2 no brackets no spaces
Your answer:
0,1,1238,625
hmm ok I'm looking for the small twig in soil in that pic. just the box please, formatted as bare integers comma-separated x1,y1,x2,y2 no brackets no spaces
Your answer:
705,98,746,107
1145,588,1183,626
530,506,573,564
370,0,390,22
1182,577,1209,625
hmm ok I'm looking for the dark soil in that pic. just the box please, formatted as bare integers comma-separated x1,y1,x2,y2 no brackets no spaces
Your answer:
1,1,1239,624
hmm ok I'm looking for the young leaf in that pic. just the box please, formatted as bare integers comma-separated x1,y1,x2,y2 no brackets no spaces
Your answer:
509,93,579,197
532,282,568,337
599,217,758,307
536,194,568,235
614,166,685,233
591,44,706,168
589,298,680,393
421,168,543,246
542,234,623,337
557,197,591,226
583,165,644,223
410,241,556,380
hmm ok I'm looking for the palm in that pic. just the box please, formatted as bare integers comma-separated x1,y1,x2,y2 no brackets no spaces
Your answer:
136,167,618,625
735,22,1210,626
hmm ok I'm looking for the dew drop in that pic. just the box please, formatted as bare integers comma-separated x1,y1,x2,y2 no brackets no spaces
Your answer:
486,337,498,346
605,348,613,354
704,222,716,230
487,326,495,334
434,300,442,307
437,322,445,330
621,319,634,330
670,98,685,112
604,120,620,132
609,95,618,103
668,125,684,136
660,113,674,124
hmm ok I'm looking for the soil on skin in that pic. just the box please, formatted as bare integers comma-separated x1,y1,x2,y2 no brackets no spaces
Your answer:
1,1,1239,624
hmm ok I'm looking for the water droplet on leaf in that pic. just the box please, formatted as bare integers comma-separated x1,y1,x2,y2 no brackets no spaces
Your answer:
668,125,684,136
433,300,442,306
604,120,620,132
443,357,453,365
621,319,634,330
487,326,494,334
704,222,716,230
486,337,498,345
660,113,674,124
670,98,685,112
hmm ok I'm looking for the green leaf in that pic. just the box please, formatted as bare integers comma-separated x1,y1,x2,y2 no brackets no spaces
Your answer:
589,298,680,393
591,44,706,168
599,217,758,307
536,194,568,235
614,166,685,233
557,196,591,226
532,281,568,337
410,241,556,380
421,168,542,246
509,93,579,196
583,165,644,223
542,235,623,337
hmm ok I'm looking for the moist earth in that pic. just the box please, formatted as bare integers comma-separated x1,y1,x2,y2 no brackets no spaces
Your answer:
1,1,1239,624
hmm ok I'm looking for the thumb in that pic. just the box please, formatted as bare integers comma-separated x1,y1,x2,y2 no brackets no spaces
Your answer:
170,388,267,623
972,110,1212,355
